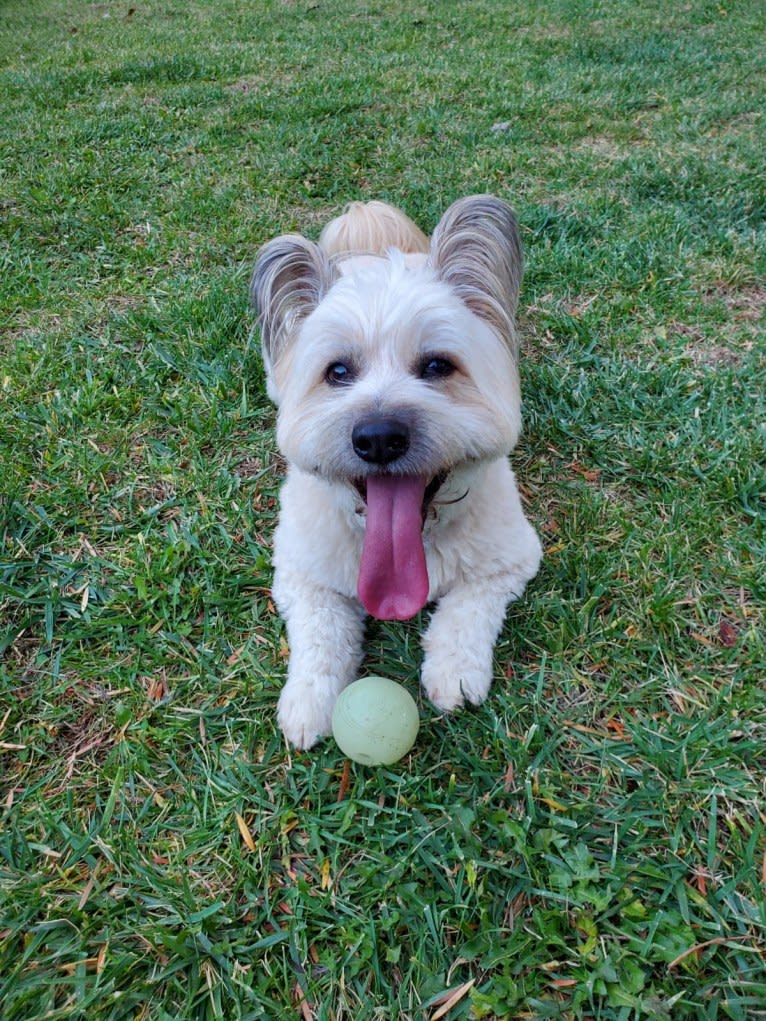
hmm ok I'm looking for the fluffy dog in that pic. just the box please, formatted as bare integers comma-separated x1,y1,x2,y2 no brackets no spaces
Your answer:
250,195,542,749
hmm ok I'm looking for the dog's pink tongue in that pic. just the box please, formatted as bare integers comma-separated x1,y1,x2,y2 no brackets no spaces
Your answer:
358,475,429,621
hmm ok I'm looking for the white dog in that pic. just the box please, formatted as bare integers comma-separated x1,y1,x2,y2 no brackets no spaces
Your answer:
250,196,542,749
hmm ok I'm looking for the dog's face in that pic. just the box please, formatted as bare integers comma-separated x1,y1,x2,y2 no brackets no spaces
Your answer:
272,255,520,484
252,195,524,479
252,196,525,619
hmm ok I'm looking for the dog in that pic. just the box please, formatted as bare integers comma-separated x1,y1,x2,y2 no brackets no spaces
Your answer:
250,195,542,749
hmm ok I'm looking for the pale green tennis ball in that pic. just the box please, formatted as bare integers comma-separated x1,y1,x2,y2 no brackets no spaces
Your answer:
332,676,419,765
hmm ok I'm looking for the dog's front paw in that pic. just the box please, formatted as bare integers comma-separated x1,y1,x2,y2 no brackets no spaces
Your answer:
421,654,493,712
277,682,337,750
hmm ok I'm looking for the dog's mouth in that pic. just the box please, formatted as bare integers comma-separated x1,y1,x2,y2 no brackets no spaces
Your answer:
353,470,448,521
352,470,449,622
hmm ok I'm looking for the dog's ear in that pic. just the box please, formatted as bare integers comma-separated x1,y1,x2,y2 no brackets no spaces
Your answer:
250,235,335,400
430,195,523,353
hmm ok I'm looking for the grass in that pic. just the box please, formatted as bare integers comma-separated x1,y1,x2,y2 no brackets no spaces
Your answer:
1,0,765,1018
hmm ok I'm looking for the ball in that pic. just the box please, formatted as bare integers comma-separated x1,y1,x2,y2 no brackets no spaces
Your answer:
332,676,419,765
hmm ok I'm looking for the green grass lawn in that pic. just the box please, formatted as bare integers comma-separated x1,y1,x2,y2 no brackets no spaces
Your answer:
1,0,765,1018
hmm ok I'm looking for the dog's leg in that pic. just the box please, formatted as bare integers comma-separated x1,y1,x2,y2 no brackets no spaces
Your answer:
420,572,530,711
275,576,366,749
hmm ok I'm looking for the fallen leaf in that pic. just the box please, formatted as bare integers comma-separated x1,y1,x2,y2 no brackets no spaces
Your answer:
235,812,256,852
430,979,476,1020
226,644,246,666
605,718,626,738
336,759,351,802
540,959,564,972
320,859,332,891
293,982,314,1021
692,867,709,895
717,619,738,647
540,796,568,812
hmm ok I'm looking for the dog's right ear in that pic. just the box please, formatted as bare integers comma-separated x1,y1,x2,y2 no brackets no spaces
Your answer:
250,235,335,402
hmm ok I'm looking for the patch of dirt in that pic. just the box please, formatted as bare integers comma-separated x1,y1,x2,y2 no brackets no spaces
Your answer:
687,343,745,368
673,281,764,366
668,320,744,368
226,76,267,94
574,135,626,162
235,456,264,479
705,282,766,321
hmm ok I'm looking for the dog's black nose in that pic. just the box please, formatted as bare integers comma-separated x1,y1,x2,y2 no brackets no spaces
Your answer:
352,416,411,465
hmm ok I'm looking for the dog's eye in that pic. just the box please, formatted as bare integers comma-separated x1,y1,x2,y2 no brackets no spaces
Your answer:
419,356,456,381
325,362,354,386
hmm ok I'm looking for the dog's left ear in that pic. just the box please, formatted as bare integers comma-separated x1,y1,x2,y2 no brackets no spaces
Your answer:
430,195,523,354
250,235,336,402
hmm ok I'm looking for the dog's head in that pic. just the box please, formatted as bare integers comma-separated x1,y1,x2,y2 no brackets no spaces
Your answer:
250,196,525,619
251,196,524,469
